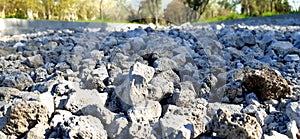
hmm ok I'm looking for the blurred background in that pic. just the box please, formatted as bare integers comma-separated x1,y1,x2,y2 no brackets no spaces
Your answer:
0,0,299,25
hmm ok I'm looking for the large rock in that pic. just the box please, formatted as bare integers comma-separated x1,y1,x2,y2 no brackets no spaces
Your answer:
172,81,197,107
64,82,107,113
269,41,294,57
25,54,44,68
63,115,107,139
0,70,34,91
0,87,21,101
127,100,161,125
115,62,154,107
2,101,48,137
242,68,292,100
81,104,128,138
211,108,262,139
160,99,209,138
25,123,50,139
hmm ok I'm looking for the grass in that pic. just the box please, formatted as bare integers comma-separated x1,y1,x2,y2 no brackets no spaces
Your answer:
198,11,300,23
199,13,251,23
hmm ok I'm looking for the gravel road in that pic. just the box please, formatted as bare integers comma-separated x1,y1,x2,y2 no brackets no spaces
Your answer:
0,14,300,138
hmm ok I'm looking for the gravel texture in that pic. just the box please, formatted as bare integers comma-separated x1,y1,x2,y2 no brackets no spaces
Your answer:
0,15,300,138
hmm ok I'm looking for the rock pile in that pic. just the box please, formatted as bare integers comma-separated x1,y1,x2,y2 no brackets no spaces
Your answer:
0,20,300,138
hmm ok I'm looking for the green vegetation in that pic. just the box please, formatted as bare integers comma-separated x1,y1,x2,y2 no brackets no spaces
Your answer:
200,13,250,23
0,0,298,25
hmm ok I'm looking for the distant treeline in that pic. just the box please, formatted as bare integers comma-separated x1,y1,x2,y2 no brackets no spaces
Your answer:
0,0,297,24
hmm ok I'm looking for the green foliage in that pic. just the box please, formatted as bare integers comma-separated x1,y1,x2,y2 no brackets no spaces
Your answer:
261,12,279,16
200,13,250,22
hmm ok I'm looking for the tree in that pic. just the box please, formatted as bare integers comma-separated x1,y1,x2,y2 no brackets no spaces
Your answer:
181,0,209,22
164,0,188,24
99,0,104,20
239,0,292,16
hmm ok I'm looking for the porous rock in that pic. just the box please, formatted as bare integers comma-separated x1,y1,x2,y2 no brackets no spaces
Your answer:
62,115,107,139
242,68,292,100
2,101,48,137
161,99,209,138
115,62,154,107
211,108,262,139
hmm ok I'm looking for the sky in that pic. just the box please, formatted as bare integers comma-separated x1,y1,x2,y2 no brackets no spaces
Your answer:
289,0,300,11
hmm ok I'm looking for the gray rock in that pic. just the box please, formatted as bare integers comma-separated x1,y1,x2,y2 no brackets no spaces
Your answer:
115,62,154,107
245,92,260,106
25,54,44,68
63,115,107,139
39,92,54,118
49,110,73,128
242,31,256,45
130,62,155,83
128,100,161,125
153,57,178,72
284,54,300,62
0,70,34,91
0,87,21,101
263,112,290,135
269,41,294,57
172,81,197,107
129,37,146,54
161,99,209,138
128,122,155,139
64,82,107,113
34,67,48,82
159,113,191,139
206,102,243,118
81,104,128,138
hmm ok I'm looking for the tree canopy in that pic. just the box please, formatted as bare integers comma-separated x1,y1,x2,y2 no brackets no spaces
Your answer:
0,0,295,24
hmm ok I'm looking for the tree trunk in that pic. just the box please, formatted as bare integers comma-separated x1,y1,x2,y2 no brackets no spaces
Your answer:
155,0,159,25
2,5,5,18
99,0,103,20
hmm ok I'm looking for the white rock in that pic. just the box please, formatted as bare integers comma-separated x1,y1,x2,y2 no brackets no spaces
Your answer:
128,100,161,125
92,64,109,81
286,101,300,128
287,120,299,139
65,115,107,139
130,62,155,83
39,92,54,118
50,110,73,127
159,114,191,139
25,123,49,139
264,130,289,139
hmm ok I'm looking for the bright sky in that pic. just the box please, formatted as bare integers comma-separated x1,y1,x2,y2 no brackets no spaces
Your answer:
290,0,300,11
125,0,173,12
